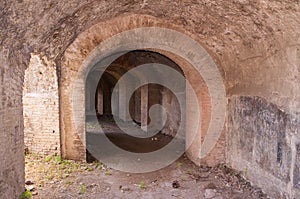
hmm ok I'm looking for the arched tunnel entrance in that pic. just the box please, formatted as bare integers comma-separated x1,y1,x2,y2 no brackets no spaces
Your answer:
13,7,300,199
60,23,226,172
85,50,185,163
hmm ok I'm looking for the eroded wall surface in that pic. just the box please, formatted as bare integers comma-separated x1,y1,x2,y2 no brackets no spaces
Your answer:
227,96,300,198
0,38,26,198
1,0,300,198
23,54,60,155
224,22,300,198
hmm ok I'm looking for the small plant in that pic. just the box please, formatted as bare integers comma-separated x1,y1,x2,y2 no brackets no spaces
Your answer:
93,162,103,170
20,190,32,199
105,170,112,175
177,162,183,167
45,155,53,162
66,167,72,174
79,185,87,195
86,166,94,172
139,180,146,189
55,155,62,164
187,169,193,174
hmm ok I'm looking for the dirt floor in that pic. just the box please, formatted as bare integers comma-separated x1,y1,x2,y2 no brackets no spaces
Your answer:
24,117,269,198
25,153,269,199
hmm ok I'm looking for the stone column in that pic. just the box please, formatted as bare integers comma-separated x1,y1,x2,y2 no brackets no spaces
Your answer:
134,88,141,123
185,82,201,163
97,84,103,115
118,81,131,121
85,82,91,113
111,85,119,117
141,84,149,131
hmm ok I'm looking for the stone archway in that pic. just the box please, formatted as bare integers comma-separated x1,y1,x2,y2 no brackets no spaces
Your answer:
60,14,226,166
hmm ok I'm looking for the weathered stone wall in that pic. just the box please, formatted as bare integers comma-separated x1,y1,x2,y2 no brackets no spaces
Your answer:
59,17,224,166
1,0,300,198
161,87,182,138
23,54,60,155
223,13,300,198
0,47,26,197
227,96,300,198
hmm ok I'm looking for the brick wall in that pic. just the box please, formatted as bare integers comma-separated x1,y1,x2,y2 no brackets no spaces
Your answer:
0,1,299,198
23,54,60,155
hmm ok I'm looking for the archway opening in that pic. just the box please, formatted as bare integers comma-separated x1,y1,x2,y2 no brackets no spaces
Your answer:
60,23,226,170
85,50,185,163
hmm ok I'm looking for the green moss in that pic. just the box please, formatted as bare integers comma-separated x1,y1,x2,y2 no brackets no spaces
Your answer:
20,190,32,199
79,185,87,195
105,170,112,175
139,180,146,189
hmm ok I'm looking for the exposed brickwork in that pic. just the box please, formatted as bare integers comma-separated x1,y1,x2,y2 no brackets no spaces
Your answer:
0,0,299,198
23,54,60,155
60,17,226,165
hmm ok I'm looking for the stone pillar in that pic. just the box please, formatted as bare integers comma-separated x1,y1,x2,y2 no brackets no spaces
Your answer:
147,85,163,132
141,84,149,131
97,84,103,115
119,81,131,121
86,82,91,113
86,80,97,115
134,88,141,123
185,82,201,163
90,83,96,112
111,85,119,117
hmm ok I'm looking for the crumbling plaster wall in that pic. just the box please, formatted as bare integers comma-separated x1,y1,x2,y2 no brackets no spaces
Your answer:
1,0,300,198
23,54,60,155
225,34,300,197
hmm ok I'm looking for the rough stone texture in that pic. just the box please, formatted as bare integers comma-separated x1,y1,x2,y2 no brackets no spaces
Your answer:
0,0,300,198
0,44,26,198
23,54,60,155
161,87,182,138
227,96,300,198
60,18,225,167
294,143,300,190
